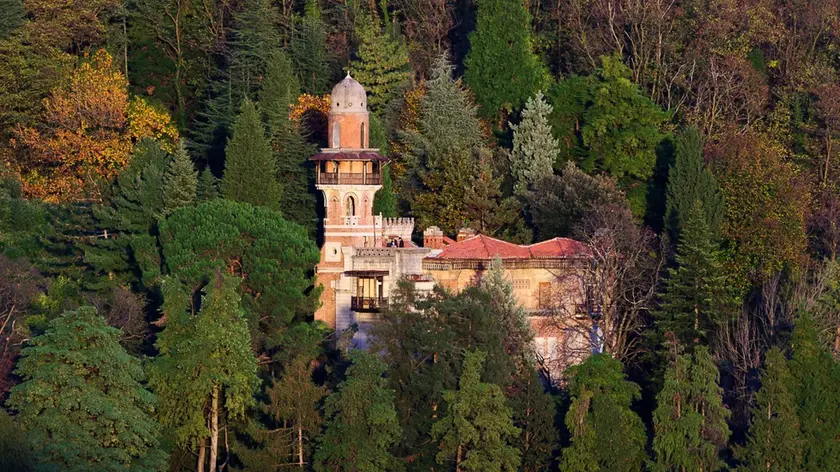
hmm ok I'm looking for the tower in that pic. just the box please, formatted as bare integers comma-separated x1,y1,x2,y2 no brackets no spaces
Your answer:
311,75,387,327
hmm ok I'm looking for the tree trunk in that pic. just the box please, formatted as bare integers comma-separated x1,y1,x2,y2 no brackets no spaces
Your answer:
456,444,462,472
197,438,206,472
209,384,220,472
298,422,304,468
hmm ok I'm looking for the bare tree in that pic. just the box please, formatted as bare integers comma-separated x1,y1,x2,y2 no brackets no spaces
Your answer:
0,256,44,395
545,203,664,368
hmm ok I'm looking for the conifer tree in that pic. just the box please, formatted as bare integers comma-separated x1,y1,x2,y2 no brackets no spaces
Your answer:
561,354,647,472
431,350,521,472
0,0,23,39
149,274,260,472
162,140,198,216
464,0,548,118
291,0,333,95
8,307,166,472
349,15,411,112
229,0,283,98
788,313,840,471
314,352,403,471
665,126,724,240
651,346,730,472
221,99,283,210
260,51,301,131
197,168,218,201
510,368,558,472
737,347,803,471
373,165,398,217
0,409,35,471
656,200,732,349
510,91,560,196
462,155,520,236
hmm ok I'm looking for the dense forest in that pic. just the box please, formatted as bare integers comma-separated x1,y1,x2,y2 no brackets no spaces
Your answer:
3,0,840,470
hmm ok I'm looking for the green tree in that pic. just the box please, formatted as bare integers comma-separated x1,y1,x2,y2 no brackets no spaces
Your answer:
788,313,840,471
373,165,398,217
656,200,732,349
510,91,559,196
158,199,321,355
7,306,166,472
665,127,724,241
148,274,260,472
197,168,218,201
462,155,521,237
290,0,333,95
260,50,301,131
464,0,548,118
400,54,486,232
0,409,35,472
737,347,802,471
651,346,730,472
314,352,403,471
527,160,628,239
431,350,521,472
0,0,23,39
510,368,557,472
162,140,198,216
349,15,411,112
561,354,647,472
221,99,283,210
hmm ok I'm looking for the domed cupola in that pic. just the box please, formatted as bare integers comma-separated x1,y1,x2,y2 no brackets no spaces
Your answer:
331,74,368,114
326,73,370,149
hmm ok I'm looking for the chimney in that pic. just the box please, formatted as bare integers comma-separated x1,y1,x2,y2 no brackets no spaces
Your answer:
423,226,444,249
457,227,476,242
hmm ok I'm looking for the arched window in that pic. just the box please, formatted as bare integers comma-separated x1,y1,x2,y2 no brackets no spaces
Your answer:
345,195,356,216
360,123,366,148
332,122,340,148
329,196,339,219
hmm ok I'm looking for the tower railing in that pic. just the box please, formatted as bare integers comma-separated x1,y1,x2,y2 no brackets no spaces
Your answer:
317,172,381,185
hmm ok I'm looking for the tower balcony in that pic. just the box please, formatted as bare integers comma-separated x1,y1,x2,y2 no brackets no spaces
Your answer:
318,172,382,186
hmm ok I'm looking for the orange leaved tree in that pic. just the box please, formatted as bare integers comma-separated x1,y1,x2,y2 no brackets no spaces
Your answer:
11,49,177,203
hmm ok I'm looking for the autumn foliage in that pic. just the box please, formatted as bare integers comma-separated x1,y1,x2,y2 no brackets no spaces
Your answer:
11,50,177,203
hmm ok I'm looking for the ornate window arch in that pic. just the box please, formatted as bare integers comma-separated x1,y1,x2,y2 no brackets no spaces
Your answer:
345,194,356,216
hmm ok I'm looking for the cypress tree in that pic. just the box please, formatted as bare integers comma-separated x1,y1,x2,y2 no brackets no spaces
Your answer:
221,99,283,210
197,168,219,201
789,313,840,471
431,350,521,472
8,307,166,472
510,368,558,472
349,15,411,112
162,140,198,216
260,51,319,232
651,346,730,471
561,354,647,472
656,200,732,349
509,91,560,196
665,126,724,240
314,352,403,471
291,0,333,95
737,347,803,471
149,274,260,472
464,0,547,118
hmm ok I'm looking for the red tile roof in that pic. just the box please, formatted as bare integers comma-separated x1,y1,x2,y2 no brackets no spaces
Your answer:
427,234,589,260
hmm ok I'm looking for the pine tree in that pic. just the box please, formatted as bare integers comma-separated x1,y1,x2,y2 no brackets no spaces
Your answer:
162,140,198,216
401,53,486,232
464,0,548,118
651,346,730,472
148,274,260,472
229,0,283,99
656,200,732,349
788,313,840,471
510,91,560,196
737,347,803,471
197,168,218,201
561,354,647,472
314,352,403,471
7,307,167,472
373,164,398,217
260,50,301,132
462,155,520,236
431,350,521,472
665,126,724,240
349,15,411,112
221,99,283,210
510,368,558,472
291,0,333,95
